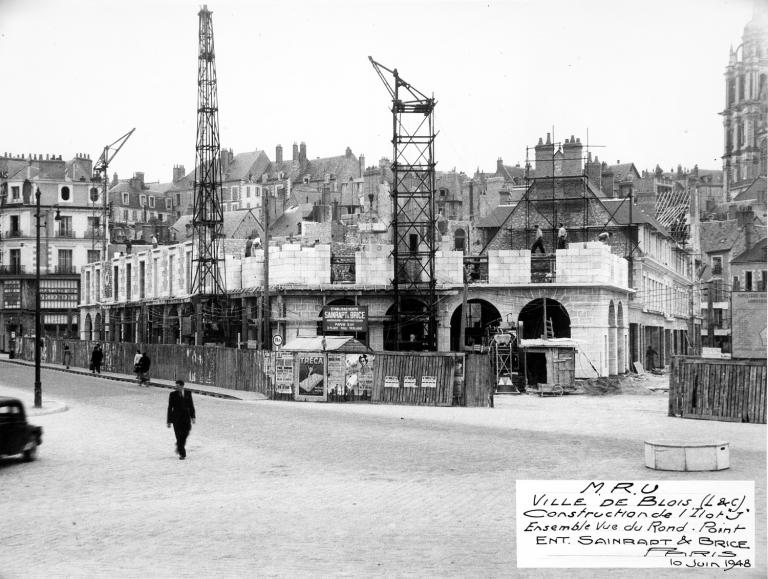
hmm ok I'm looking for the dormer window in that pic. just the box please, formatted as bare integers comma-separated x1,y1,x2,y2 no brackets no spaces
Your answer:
122,192,130,205
140,194,147,206
149,196,155,208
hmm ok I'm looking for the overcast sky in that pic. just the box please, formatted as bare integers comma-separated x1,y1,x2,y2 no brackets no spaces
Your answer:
0,0,758,184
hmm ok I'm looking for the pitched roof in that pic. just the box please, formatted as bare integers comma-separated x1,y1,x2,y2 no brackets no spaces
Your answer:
476,205,515,228
298,153,360,183
606,163,641,182
225,150,271,182
599,198,670,236
733,176,766,202
699,219,741,253
170,209,263,240
731,236,768,264
269,204,314,238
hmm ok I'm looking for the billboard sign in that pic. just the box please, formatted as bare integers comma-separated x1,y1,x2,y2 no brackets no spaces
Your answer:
323,305,368,333
731,291,767,359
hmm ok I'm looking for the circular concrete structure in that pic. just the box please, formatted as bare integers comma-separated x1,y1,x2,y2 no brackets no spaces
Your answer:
644,440,730,471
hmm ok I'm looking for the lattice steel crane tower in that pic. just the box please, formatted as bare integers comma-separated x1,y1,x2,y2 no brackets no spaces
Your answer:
369,57,438,351
191,5,228,343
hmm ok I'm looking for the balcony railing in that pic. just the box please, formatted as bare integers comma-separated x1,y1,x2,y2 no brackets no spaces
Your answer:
55,229,75,239
0,264,27,275
53,265,77,274
5,229,24,238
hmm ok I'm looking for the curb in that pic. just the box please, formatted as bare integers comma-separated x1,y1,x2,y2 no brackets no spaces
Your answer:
27,402,70,417
0,358,247,401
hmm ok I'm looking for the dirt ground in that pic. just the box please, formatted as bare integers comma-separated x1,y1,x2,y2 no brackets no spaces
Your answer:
577,369,670,396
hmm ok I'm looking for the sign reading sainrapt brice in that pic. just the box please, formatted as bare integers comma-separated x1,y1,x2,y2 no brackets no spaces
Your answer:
323,305,368,333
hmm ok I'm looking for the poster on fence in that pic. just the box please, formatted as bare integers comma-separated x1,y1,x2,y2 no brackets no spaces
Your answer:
345,354,374,398
275,351,294,394
327,353,346,395
295,353,326,401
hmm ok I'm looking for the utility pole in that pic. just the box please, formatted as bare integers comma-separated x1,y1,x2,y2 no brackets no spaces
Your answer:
263,191,271,349
459,264,470,350
707,280,715,348
31,181,42,408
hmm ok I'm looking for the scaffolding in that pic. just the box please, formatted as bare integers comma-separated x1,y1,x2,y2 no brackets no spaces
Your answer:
369,57,438,351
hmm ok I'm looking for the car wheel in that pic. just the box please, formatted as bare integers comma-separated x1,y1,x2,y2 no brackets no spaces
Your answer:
22,441,38,462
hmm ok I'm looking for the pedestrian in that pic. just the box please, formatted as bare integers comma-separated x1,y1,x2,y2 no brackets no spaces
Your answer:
133,348,143,382
645,345,657,372
90,344,103,374
557,222,567,250
151,234,158,248
530,224,546,254
63,343,71,369
598,230,611,244
245,234,253,258
167,379,196,460
138,351,151,386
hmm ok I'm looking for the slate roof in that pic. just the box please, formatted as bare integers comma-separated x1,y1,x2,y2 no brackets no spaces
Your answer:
297,154,360,183
599,199,670,236
699,219,741,254
476,205,516,228
605,163,641,182
269,204,314,238
731,236,768,264
497,164,526,182
170,209,263,240
733,176,766,202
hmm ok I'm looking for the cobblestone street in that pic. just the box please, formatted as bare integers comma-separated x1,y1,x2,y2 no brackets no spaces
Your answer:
1,362,765,577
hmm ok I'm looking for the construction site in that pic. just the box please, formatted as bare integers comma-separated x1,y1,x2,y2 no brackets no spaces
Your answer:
66,6,701,403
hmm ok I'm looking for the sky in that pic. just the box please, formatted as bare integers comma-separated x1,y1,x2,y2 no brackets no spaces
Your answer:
0,0,759,184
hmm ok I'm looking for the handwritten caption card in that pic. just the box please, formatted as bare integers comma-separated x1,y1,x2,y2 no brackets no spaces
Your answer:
516,480,754,570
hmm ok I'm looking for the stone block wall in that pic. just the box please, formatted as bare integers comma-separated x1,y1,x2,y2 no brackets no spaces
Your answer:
488,250,531,284
556,242,628,287
356,244,393,285
270,244,331,286
436,251,463,284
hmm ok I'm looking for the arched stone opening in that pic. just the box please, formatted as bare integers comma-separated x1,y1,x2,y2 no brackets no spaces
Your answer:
518,298,571,339
384,299,428,351
167,306,180,344
84,313,93,342
318,298,368,345
617,301,626,374
94,313,102,342
449,299,501,351
608,300,617,376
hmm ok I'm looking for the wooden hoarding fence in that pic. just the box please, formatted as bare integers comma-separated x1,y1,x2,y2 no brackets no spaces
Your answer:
669,356,766,424
371,352,457,406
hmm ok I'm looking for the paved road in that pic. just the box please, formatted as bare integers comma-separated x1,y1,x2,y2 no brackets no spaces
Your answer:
0,362,764,577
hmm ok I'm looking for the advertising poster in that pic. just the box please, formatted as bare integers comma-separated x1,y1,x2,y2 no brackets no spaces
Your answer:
344,354,374,398
327,353,346,395
295,353,326,401
274,351,294,395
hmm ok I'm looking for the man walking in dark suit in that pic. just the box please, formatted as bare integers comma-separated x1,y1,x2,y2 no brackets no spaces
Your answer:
167,379,196,460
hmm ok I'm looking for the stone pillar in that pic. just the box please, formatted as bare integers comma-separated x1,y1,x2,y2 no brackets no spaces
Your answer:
162,306,169,344
241,297,248,347
608,325,617,376
617,326,626,374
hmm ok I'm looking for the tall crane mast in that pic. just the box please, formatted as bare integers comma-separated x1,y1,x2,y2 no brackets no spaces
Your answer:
92,128,135,261
369,57,438,351
191,4,228,345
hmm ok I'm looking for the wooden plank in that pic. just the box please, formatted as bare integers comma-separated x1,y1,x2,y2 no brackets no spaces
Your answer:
682,412,743,422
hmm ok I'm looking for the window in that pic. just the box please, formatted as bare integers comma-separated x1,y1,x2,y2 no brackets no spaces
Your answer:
140,194,147,206
59,186,71,202
186,251,192,293
113,266,119,300
153,258,159,297
733,276,741,291
176,193,181,206
85,271,91,304
87,250,101,264
126,263,132,300
10,215,20,236
40,279,78,309
711,256,722,276
132,210,137,221
122,192,130,205
3,279,20,307
246,187,251,198
165,198,172,210
57,216,73,238
149,196,155,208
57,249,73,274
745,271,753,291
95,270,101,301
139,261,146,299
87,216,100,235
11,186,20,200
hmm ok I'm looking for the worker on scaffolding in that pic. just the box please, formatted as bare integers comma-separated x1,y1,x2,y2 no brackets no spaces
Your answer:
557,223,567,249
530,224,546,254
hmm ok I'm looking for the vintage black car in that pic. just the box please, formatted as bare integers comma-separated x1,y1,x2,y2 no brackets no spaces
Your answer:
0,397,43,461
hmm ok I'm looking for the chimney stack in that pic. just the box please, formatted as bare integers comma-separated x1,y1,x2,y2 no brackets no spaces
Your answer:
602,163,615,197
276,144,283,164
561,135,583,176
292,142,299,161
299,142,307,162
534,133,554,178
173,165,186,182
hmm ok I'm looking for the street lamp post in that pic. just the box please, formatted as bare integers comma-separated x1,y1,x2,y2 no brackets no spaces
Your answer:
34,184,42,408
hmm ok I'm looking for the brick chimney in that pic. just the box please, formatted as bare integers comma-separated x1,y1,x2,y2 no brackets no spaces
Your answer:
534,133,554,178
359,154,365,178
276,144,283,164
299,142,307,163
586,153,602,189
496,157,505,176
345,146,353,158
601,163,615,197
561,135,583,176
737,206,755,251
173,165,186,182
292,143,299,161
220,149,232,175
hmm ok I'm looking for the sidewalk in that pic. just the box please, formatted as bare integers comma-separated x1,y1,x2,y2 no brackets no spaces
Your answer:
0,353,267,402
